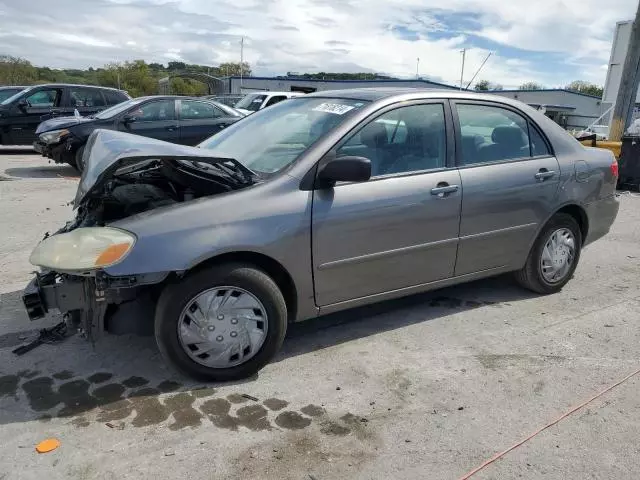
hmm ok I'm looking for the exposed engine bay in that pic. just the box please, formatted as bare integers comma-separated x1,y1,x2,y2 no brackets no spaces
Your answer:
60,157,256,232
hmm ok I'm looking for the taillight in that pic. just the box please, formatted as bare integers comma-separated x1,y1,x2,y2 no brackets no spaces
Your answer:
610,159,619,178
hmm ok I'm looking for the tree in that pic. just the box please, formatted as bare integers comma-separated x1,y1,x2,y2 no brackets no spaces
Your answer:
519,82,544,90
218,62,252,76
474,80,490,91
565,80,604,98
0,55,37,84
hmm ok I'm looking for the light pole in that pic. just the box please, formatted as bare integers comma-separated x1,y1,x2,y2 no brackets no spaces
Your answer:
240,37,244,90
416,57,420,79
459,48,466,90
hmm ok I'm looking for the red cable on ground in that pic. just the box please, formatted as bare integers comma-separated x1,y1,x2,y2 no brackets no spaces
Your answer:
457,366,640,480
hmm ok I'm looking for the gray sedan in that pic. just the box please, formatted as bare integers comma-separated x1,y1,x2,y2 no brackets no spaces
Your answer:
23,88,620,380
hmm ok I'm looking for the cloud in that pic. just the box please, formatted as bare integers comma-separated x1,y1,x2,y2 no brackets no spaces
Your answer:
0,0,636,87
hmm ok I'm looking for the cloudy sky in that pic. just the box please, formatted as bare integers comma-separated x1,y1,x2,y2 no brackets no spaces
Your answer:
0,0,637,88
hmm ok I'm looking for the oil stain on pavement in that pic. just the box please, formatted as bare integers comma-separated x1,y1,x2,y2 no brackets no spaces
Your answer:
1,369,359,436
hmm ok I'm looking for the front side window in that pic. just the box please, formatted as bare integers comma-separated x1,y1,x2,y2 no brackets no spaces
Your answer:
69,88,106,108
129,100,176,121
337,103,447,177
199,97,369,174
457,104,538,165
25,88,63,108
180,100,221,120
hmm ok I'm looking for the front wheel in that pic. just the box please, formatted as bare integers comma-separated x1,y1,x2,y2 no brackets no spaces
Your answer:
73,145,86,172
515,213,582,294
155,263,287,381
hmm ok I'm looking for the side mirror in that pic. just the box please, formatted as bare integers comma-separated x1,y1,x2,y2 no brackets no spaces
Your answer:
17,98,28,110
317,156,371,187
122,114,137,125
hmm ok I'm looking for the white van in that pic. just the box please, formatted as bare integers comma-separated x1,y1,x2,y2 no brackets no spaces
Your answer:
234,91,305,115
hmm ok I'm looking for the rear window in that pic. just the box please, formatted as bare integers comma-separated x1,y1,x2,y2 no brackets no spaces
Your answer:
104,90,129,105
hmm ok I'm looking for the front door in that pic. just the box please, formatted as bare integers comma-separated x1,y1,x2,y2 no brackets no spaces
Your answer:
178,99,231,145
120,99,180,142
9,87,64,144
452,101,561,275
312,101,461,306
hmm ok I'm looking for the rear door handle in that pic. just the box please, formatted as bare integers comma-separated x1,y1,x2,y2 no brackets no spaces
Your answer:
430,184,459,196
535,169,556,180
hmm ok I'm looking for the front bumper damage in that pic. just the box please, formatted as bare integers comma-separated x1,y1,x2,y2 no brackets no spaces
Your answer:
32,138,75,164
23,270,169,340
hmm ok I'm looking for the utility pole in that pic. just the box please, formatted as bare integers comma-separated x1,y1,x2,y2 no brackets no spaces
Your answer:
240,37,244,90
610,0,640,141
416,57,420,79
459,49,466,90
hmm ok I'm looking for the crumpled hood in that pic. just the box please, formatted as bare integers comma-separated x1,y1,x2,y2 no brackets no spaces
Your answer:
36,115,94,135
74,129,254,207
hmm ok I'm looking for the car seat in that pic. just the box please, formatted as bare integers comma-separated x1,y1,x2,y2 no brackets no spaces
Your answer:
479,126,527,163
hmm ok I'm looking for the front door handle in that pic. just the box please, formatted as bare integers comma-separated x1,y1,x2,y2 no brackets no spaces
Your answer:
50,109,61,117
535,169,556,180
430,184,459,197
165,125,179,131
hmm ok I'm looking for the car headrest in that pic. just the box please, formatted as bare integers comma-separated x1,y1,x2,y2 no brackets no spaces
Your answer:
492,126,525,147
360,122,388,148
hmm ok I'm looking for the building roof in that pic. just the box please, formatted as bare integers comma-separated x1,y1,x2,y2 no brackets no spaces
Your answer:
497,88,602,100
229,75,461,90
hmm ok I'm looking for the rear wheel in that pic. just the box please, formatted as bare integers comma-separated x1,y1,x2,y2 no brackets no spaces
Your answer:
155,263,287,381
515,213,582,294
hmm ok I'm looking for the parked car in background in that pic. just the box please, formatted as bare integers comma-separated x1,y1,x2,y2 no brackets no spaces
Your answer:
234,91,304,115
34,95,244,171
204,94,245,109
0,84,130,146
23,88,619,380
0,85,27,103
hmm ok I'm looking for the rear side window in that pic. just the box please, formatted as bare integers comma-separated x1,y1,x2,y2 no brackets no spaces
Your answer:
180,100,222,120
456,103,541,165
104,90,128,105
529,125,551,156
68,88,106,107
265,95,287,107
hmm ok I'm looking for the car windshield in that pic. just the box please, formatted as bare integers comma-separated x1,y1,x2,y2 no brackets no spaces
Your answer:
198,97,369,174
209,100,243,117
234,94,267,111
0,86,33,105
93,98,144,119
0,88,26,103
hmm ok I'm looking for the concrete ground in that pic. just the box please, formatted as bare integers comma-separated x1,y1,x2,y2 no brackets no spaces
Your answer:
1,150,639,480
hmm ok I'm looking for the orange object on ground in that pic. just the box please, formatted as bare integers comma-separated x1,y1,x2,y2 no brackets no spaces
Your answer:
35,438,60,453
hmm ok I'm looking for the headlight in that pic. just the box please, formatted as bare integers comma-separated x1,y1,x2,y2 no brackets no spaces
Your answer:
29,227,136,271
39,129,69,145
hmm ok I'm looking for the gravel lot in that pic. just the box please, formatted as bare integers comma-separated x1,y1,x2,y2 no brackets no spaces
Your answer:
1,150,639,480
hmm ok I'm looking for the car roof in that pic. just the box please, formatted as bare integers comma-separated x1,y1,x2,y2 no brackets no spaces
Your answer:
0,85,26,89
243,91,302,96
20,83,127,92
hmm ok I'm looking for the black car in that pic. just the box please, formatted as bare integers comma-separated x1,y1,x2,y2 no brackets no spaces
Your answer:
0,84,130,146
34,95,244,170
0,86,27,103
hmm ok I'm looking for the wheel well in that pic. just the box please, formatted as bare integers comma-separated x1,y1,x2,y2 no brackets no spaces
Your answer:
556,204,589,243
189,252,298,322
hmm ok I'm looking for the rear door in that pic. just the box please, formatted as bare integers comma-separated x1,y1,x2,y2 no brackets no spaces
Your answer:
8,86,64,144
452,101,560,275
312,100,461,306
65,87,108,116
178,99,232,145
120,99,180,142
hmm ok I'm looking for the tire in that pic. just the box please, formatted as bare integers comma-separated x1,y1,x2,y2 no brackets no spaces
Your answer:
515,213,582,294
155,263,287,381
73,145,86,173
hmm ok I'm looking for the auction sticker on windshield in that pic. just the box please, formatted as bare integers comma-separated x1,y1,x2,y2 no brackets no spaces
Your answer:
313,103,356,115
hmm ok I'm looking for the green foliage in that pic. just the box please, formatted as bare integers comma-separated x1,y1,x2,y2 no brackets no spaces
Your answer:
0,56,251,97
519,81,544,90
474,80,503,91
565,80,603,98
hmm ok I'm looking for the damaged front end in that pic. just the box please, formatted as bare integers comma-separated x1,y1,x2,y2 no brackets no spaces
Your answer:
23,129,257,340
